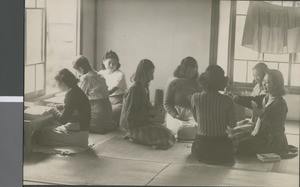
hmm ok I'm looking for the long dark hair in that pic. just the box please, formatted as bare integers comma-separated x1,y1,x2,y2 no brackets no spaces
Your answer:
266,69,286,97
130,59,155,86
173,56,198,79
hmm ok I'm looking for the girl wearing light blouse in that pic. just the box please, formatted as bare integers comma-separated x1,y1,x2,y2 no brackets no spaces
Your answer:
99,51,127,125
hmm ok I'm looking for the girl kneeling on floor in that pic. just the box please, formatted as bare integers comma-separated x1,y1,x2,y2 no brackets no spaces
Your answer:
120,59,176,150
33,69,91,147
73,55,117,134
228,69,298,158
191,65,236,164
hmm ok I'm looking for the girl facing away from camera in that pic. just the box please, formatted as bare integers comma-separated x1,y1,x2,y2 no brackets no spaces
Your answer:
99,51,127,125
228,69,298,158
120,59,176,150
73,55,117,134
164,57,201,141
191,65,236,164
33,69,91,147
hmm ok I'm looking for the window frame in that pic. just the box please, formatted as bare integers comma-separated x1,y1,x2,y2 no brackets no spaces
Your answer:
24,7,47,99
24,0,82,101
227,0,300,94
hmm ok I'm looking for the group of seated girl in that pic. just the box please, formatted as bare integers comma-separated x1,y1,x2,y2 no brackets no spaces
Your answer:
33,53,297,164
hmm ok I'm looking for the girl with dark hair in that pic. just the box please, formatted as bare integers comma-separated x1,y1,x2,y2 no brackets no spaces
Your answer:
73,55,117,134
120,59,176,150
229,69,298,158
99,50,127,125
191,65,235,164
164,57,201,140
33,68,91,147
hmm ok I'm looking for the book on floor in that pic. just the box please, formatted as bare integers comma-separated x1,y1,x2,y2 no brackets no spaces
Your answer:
257,153,281,162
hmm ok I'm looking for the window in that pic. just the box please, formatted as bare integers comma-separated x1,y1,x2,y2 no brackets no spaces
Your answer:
25,1,46,98
227,1,300,93
25,0,80,100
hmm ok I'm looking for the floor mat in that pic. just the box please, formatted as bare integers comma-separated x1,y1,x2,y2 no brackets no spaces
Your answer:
93,136,274,172
24,154,168,185
148,164,299,186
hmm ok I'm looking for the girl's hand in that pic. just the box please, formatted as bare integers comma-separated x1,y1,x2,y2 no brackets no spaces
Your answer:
226,92,238,101
251,129,259,136
43,107,54,115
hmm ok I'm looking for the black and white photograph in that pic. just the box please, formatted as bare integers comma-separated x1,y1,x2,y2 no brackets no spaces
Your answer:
23,0,300,186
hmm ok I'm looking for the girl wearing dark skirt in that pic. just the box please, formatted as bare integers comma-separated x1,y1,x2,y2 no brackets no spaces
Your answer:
120,59,176,150
33,69,91,147
191,65,235,164
230,69,298,158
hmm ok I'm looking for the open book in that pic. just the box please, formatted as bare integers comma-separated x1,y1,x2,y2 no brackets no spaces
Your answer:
24,106,52,120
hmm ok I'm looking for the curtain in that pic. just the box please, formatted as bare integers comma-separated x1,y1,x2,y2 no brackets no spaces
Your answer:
242,1,300,54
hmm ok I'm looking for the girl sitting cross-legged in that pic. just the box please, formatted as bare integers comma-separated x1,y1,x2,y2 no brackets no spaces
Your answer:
120,59,176,150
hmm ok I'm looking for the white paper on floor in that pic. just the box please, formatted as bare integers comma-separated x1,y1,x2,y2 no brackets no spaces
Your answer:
32,143,94,156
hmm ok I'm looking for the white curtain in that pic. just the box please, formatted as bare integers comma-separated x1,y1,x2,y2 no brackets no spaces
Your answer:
242,1,300,54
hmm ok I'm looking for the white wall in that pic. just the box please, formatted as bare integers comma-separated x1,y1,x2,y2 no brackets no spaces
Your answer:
95,0,212,101
284,94,300,121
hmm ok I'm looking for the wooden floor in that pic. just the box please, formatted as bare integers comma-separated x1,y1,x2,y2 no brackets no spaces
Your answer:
23,121,299,186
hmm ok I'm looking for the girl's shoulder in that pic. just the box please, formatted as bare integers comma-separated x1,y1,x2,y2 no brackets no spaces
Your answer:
273,96,287,106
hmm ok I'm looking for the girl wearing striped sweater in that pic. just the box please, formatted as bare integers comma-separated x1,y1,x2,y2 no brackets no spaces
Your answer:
191,65,235,164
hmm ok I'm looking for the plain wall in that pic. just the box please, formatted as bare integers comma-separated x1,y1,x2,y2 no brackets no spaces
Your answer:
95,0,212,101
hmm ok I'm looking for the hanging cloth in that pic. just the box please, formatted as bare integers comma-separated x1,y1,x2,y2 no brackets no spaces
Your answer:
242,1,300,54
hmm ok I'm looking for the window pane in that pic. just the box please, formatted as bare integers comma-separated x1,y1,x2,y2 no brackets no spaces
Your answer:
36,0,45,8
282,1,294,7
46,0,79,94
269,1,283,6
36,64,44,90
234,60,247,82
25,0,36,8
235,16,259,60
264,53,289,62
278,63,289,85
246,61,257,83
25,66,35,94
295,53,300,63
236,1,249,15
291,64,300,86
26,9,44,65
